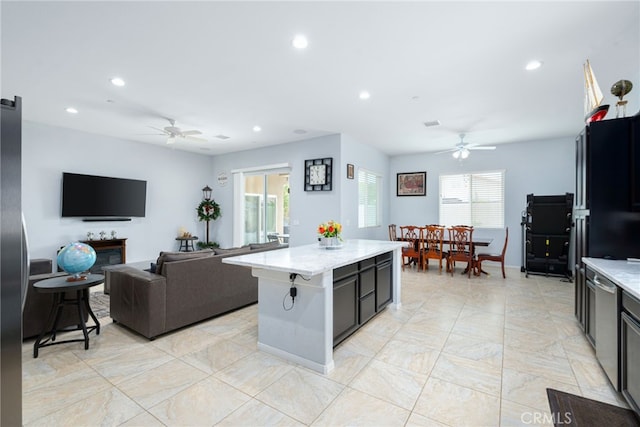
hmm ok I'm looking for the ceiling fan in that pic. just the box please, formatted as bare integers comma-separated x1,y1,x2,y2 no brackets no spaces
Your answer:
149,119,207,144
435,133,496,159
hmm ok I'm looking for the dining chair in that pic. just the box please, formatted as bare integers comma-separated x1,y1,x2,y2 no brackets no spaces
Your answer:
422,224,448,273
388,224,398,241
447,225,474,277
475,227,509,278
399,225,422,270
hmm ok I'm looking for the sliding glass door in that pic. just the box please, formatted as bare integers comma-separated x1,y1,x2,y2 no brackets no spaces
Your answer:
243,172,289,245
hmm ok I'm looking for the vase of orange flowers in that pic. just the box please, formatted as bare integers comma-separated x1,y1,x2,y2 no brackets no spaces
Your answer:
317,220,343,249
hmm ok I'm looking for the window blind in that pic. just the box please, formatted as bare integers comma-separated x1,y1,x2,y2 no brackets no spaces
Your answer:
358,168,381,228
439,170,504,228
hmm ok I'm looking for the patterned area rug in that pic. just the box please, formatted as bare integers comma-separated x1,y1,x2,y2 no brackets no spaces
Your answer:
90,291,110,319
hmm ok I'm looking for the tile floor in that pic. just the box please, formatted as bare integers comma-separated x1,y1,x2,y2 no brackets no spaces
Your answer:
22,265,629,426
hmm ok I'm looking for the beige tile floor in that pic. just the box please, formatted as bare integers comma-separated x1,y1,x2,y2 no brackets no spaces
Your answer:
22,265,630,426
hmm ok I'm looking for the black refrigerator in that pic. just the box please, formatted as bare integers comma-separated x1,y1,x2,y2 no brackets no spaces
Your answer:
1,95,24,426
574,115,640,328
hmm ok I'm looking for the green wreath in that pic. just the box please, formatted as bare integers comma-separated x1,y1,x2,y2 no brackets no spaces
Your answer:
196,199,221,221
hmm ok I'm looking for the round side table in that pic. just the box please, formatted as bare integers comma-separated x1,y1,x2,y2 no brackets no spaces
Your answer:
32,273,104,358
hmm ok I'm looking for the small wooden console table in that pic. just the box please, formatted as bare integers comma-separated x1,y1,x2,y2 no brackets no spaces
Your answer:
32,274,104,358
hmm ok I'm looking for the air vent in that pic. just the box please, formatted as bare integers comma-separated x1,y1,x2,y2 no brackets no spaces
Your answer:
293,129,307,134
423,120,441,127
214,134,230,140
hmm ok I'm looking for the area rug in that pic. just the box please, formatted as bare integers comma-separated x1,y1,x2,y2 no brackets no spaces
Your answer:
89,291,110,319
546,388,639,427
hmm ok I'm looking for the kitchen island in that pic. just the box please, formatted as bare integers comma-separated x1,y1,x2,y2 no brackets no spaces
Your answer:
223,239,405,373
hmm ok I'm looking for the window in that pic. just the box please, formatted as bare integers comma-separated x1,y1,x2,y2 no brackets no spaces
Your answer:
358,168,381,228
439,170,504,228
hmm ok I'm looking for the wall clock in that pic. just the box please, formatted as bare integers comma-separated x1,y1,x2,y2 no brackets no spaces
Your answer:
304,157,333,191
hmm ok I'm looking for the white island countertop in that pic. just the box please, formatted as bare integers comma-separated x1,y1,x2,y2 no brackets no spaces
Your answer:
583,257,640,300
223,239,406,276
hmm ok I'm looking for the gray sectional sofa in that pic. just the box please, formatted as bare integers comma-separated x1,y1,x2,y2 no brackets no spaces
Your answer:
108,242,283,339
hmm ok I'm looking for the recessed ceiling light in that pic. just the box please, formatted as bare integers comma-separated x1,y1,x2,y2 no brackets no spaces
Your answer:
110,77,125,86
359,91,371,100
65,107,78,114
525,60,542,71
292,34,308,49
252,126,262,132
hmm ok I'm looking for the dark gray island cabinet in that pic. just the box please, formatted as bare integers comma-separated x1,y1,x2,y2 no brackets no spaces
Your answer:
223,239,404,374
333,251,393,346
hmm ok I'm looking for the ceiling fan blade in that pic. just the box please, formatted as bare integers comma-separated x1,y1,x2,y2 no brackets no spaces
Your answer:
148,126,169,134
468,145,496,150
434,148,456,155
185,135,208,143
181,130,202,136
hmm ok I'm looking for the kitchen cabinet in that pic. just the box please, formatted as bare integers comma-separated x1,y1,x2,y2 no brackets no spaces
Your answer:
333,252,393,346
574,116,640,326
621,290,640,413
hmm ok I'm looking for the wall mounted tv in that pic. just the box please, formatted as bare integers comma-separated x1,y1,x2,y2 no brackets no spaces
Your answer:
61,172,147,220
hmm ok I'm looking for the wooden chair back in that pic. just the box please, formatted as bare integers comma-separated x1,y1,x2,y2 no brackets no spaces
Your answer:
476,227,509,278
447,225,474,277
388,224,398,241
422,225,447,272
399,225,423,270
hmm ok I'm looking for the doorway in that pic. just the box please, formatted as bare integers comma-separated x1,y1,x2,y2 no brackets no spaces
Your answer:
243,172,289,245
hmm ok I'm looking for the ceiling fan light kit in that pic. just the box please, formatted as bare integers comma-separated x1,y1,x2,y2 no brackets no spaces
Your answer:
150,118,207,145
435,133,496,159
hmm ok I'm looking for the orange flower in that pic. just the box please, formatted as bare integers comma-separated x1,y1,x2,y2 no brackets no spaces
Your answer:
317,220,343,239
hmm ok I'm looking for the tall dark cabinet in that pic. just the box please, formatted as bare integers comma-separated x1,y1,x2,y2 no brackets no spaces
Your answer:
574,115,640,329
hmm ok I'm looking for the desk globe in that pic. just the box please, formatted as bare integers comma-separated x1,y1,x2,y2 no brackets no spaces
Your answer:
57,242,97,281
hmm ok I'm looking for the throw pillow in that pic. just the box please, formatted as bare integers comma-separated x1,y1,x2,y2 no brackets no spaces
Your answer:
213,247,251,256
249,241,280,250
156,249,214,274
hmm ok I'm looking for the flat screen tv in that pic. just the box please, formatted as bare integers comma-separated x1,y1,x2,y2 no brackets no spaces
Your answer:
61,172,147,219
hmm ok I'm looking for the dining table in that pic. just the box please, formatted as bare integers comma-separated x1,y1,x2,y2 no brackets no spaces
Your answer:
396,233,493,274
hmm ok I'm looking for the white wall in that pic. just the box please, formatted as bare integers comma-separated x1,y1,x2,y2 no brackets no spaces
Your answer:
23,121,571,268
210,133,391,248
210,134,342,247
389,136,575,267
340,133,390,241
22,122,211,266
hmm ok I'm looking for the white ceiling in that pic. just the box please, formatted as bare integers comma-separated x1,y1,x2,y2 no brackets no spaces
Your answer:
2,1,639,156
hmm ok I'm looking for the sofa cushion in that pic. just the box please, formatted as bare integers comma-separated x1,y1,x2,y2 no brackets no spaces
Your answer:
213,247,251,256
249,241,281,250
156,249,214,275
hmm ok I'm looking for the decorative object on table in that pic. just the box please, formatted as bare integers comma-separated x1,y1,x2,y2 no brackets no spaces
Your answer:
99,230,106,240
583,59,609,123
397,171,426,196
347,163,355,180
317,220,343,249
304,157,333,191
110,230,117,239
611,79,633,118
56,242,97,281
196,185,221,249
86,231,94,241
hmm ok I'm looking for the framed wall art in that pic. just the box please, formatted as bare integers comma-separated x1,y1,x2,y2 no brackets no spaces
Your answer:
347,163,354,179
397,171,426,196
